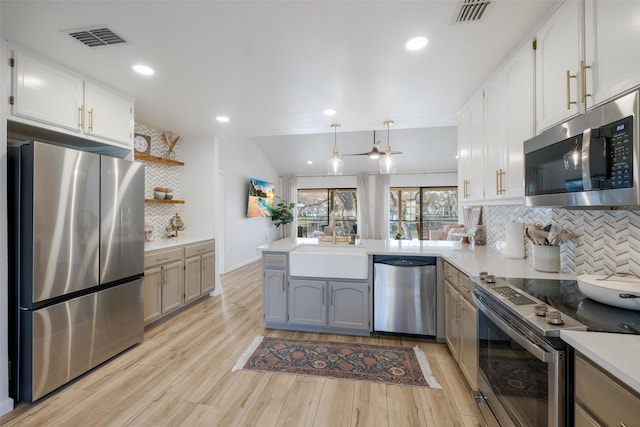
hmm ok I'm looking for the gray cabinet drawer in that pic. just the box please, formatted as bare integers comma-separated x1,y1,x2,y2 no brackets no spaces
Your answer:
575,352,640,427
185,240,215,258
144,247,183,268
263,253,287,269
444,262,459,285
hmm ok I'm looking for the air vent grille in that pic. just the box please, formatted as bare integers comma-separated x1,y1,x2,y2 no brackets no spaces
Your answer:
68,28,127,47
453,0,491,24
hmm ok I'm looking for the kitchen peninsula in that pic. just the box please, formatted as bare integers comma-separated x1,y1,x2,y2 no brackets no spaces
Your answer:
259,238,640,399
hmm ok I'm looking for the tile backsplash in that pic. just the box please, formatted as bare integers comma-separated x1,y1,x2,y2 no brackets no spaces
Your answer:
482,205,640,275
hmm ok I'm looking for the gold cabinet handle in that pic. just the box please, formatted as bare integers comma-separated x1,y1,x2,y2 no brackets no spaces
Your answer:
330,286,334,306
581,60,591,104
620,423,628,427
88,108,94,131
498,169,506,195
78,106,84,130
566,69,577,110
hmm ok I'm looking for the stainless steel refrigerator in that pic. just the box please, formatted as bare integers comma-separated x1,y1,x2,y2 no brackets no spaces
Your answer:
8,141,145,402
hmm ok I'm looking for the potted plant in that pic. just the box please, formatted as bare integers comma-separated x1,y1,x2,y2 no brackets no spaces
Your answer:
271,196,296,239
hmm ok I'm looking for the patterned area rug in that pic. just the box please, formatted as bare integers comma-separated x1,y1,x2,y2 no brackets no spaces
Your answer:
232,336,441,388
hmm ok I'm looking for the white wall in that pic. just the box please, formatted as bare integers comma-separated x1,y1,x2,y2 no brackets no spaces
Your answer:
1,39,14,416
219,136,279,272
180,135,216,238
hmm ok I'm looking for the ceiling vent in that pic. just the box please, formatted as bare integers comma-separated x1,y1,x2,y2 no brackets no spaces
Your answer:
452,0,491,24
68,27,127,47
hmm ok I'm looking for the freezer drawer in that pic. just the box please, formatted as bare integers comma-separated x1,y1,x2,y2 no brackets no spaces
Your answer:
373,256,437,336
19,279,143,402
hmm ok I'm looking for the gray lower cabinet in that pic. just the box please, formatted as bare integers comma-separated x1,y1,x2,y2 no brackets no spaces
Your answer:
328,281,369,330
289,279,326,326
263,269,287,323
263,252,288,324
261,252,370,335
574,351,640,427
184,240,216,303
144,246,184,324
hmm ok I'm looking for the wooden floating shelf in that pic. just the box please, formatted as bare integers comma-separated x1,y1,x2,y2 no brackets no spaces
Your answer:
145,199,185,204
135,152,184,166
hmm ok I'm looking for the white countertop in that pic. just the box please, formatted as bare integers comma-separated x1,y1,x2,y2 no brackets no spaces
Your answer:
561,330,640,394
259,238,640,392
258,238,577,280
145,235,214,252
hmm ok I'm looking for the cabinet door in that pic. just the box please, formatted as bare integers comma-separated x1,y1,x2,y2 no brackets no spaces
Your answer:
289,279,326,326
328,281,369,331
584,0,640,108
12,49,83,132
143,266,162,324
459,295,478,390
201,252,215,294
84,82,134,145
184,256,202,304
483,73,506,201
575,404,601,427
535,0,582,131
162,260,184,314
444,281,459,361
458,91,484,202
263,269,287,324
503,42,534,200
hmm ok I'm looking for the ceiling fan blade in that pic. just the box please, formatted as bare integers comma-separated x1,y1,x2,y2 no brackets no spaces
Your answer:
343,151,373,156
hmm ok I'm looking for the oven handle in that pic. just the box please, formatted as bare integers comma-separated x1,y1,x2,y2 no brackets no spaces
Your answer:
473,293,551,363
581,128,592,191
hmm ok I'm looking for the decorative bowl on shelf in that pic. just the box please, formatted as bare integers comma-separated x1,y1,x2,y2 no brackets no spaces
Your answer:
165,188,174,200
154,190,166,199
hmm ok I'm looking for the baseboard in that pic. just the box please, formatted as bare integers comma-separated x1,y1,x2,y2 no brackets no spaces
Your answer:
225,255,261,273
0,396,14,417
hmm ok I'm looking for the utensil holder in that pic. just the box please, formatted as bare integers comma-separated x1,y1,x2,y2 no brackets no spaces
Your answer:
533,245,560,272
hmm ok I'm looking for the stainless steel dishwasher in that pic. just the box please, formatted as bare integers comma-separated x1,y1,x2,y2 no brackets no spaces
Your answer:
373,255,437,336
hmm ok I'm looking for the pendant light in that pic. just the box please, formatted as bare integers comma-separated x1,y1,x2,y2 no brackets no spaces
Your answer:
327,123,344,175
379,120,397,174
563,137,581,170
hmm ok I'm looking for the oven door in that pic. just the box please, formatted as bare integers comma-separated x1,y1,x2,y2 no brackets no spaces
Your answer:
473,294,565,427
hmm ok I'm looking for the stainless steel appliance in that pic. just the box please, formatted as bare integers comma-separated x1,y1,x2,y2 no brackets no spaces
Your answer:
8,141,145,403
524,89,639,207
471,275,640,427
373,256,437,336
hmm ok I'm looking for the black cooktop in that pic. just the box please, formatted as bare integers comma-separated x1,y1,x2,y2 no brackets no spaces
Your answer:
500,277,640,335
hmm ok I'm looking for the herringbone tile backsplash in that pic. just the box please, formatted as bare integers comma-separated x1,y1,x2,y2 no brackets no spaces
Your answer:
482,205,640,275
135,122,182,240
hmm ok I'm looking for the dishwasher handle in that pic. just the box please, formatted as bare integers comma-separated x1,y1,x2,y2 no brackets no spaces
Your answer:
373,256,436,267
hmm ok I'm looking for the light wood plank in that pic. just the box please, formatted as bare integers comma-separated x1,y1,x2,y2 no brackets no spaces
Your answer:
0,260,481,427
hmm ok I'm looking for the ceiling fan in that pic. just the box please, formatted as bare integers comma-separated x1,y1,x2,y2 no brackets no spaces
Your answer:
344,128,402,159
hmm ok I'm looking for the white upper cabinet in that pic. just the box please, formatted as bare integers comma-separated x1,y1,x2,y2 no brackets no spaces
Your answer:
458,90,485,203
9,45,134,149
483,72,506,201
84,82,134,144
12,49,84,132
584,0,640,108
535,0,582,131
502,42,534,199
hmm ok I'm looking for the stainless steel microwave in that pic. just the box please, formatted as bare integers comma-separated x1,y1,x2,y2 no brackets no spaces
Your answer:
524,90,639,207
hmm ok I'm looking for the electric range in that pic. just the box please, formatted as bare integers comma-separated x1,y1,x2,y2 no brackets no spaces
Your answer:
472,274,640,336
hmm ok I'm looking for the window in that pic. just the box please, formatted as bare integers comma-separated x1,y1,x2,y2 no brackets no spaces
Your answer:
389,187,458,240
297,189,357,237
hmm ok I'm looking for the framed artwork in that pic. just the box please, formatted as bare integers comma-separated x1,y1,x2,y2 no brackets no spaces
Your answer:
470,207,482,228
247,178,275,218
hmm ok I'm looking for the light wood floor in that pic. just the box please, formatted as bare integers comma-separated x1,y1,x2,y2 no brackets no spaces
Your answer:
1,261,481,426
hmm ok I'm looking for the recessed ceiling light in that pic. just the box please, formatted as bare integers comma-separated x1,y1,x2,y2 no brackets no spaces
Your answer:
323,109,336,116
133,64,154,76
307,160,313,165
216,116,230,123
405,36,428,51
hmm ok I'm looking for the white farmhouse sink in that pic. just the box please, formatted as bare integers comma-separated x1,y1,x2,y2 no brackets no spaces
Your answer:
289,244,368,279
